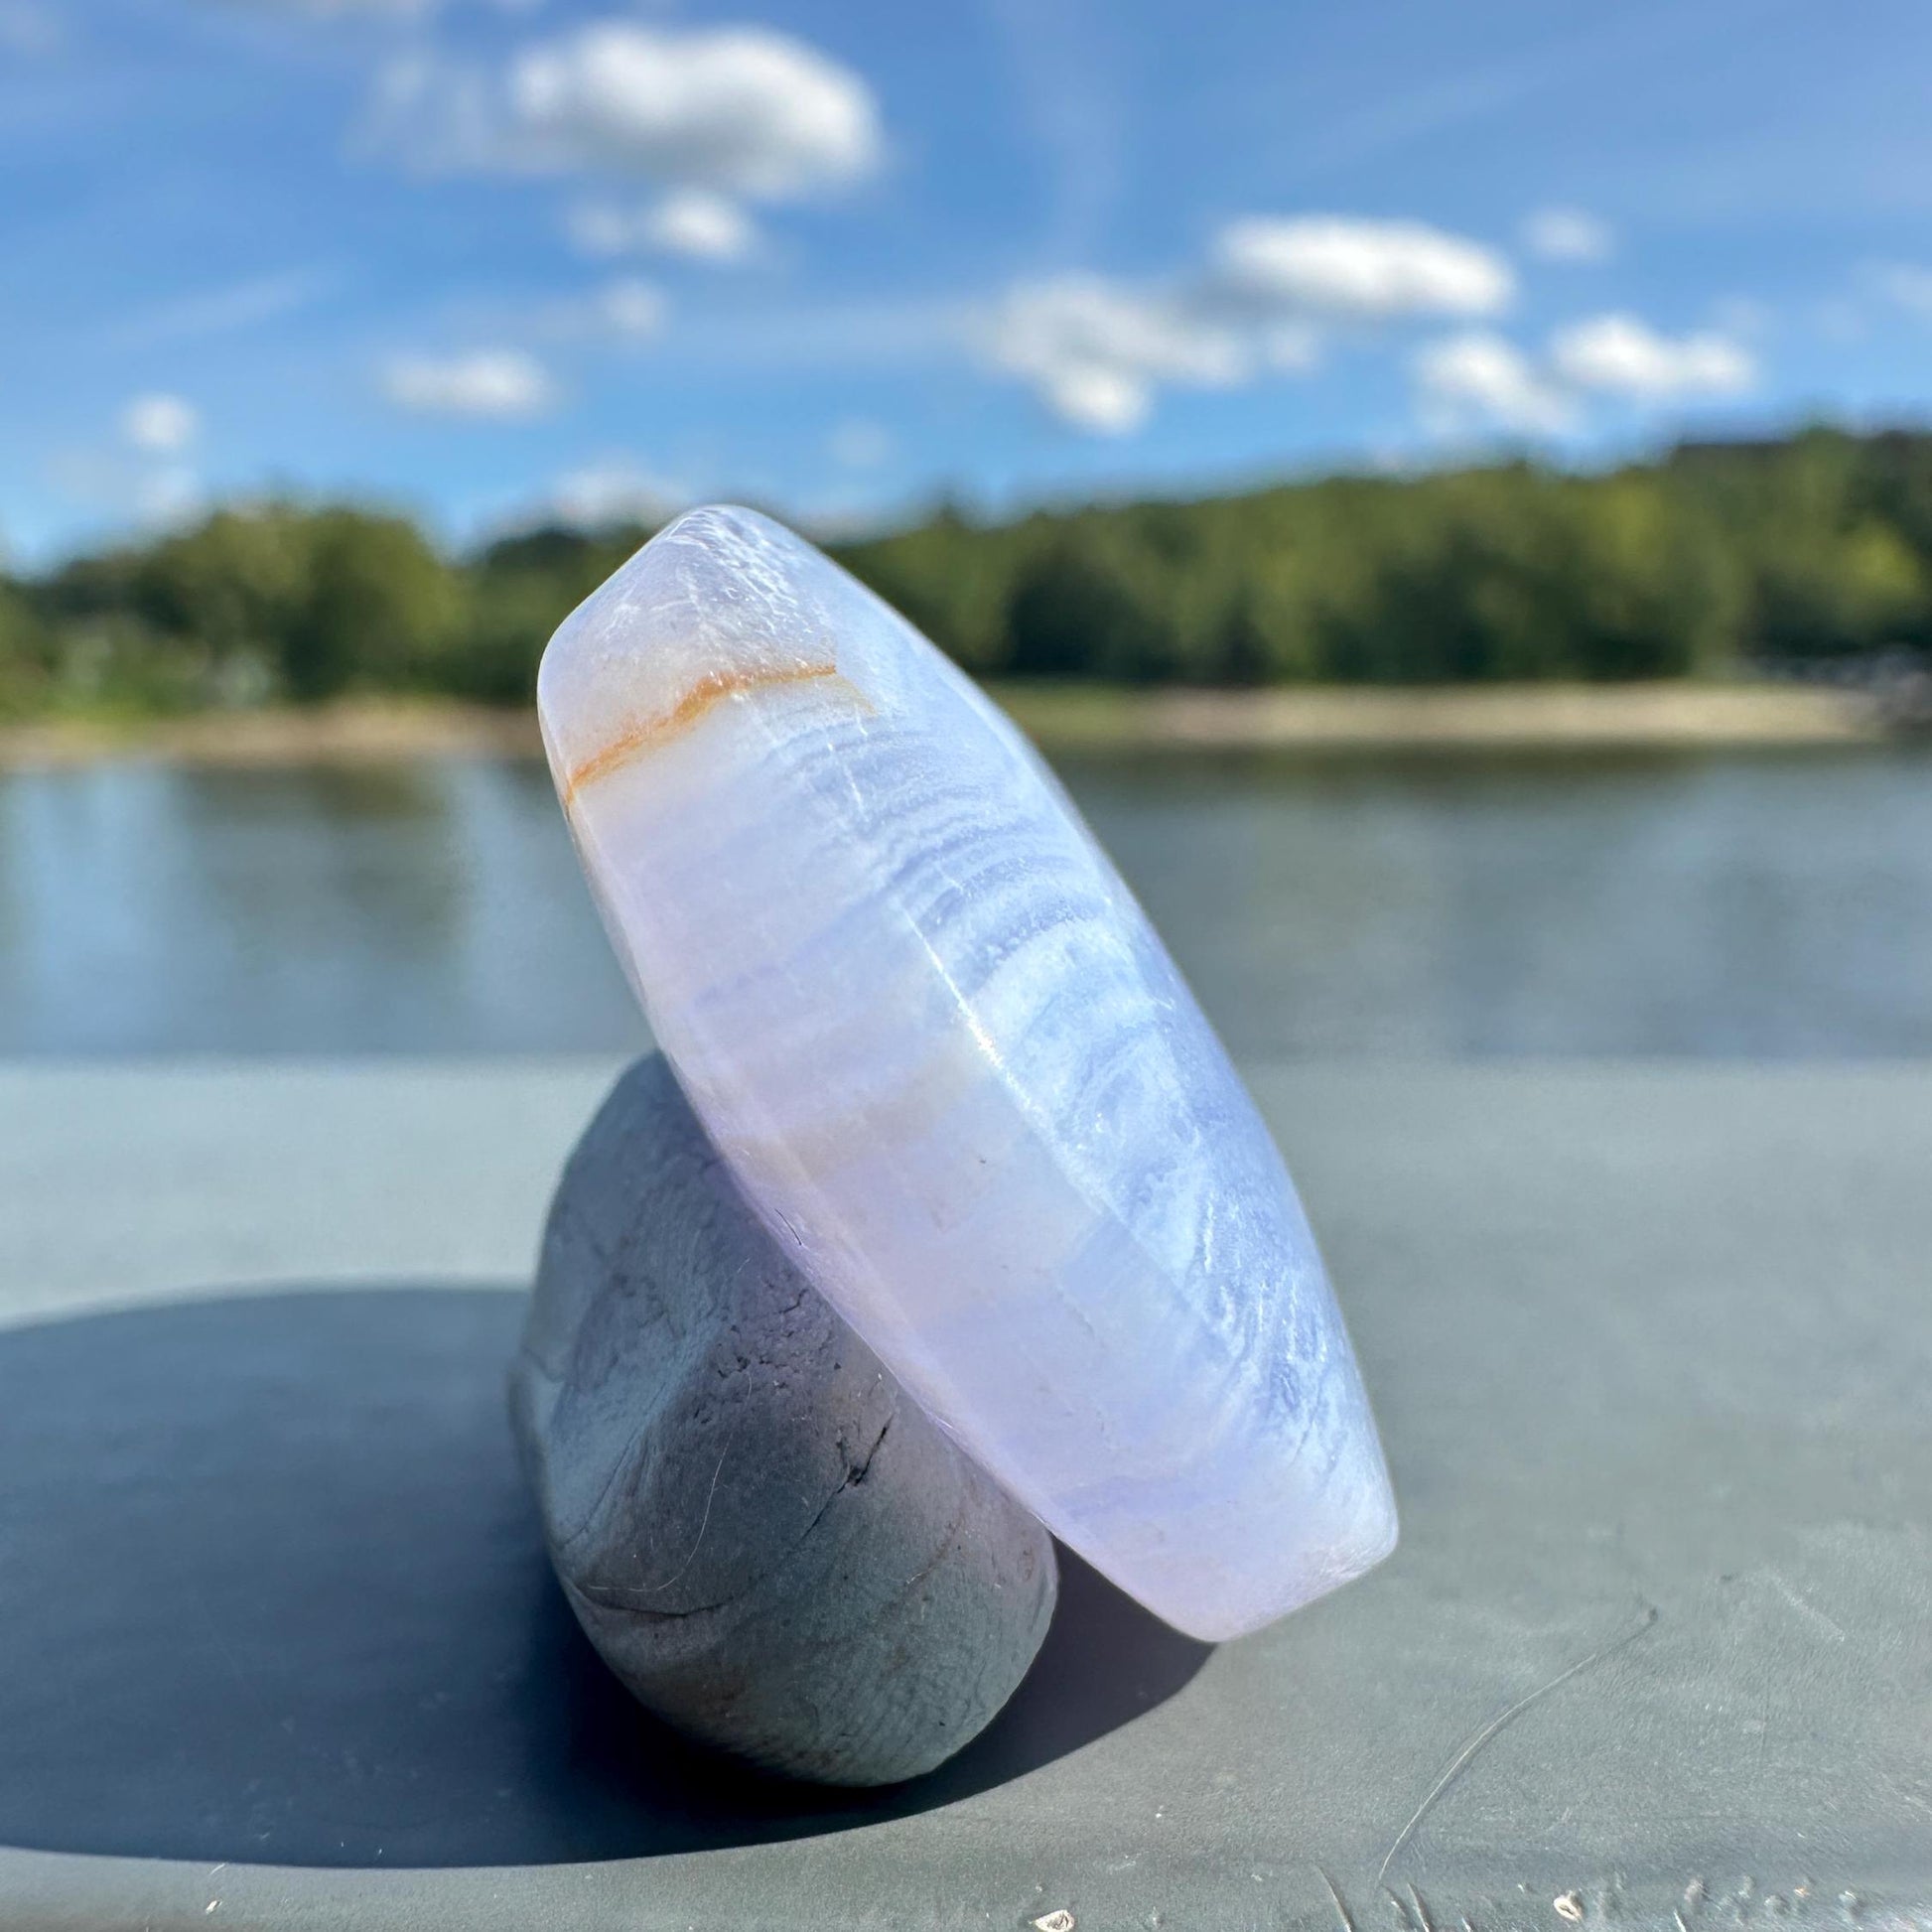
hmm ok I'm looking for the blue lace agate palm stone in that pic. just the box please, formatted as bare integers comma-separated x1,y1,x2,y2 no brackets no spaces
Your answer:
538,505,1396,1641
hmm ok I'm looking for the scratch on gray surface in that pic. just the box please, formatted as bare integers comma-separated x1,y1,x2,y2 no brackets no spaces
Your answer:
640,1442,731,1595
1377,1602,1660,1885
1765,1570,1847,1643
1319,1867,1357,1932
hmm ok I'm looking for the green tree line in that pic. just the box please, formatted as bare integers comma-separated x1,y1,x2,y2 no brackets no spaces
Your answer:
4,425,1929,719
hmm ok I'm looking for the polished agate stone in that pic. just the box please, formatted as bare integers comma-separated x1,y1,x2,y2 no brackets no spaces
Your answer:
537,506,1396,1641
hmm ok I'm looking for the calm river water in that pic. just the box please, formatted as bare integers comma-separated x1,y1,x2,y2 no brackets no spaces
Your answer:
1,747,1928,1056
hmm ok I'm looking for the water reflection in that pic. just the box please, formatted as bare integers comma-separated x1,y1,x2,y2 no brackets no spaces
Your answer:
172,764,462,967
1065,746,1932,1057
0,747,1927,1056
0,757,638,1054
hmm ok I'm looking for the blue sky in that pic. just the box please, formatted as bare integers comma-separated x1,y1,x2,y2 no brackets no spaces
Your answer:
4,0,1931,562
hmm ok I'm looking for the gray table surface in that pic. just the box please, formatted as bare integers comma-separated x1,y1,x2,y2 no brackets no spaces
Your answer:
1,1060,1928,1932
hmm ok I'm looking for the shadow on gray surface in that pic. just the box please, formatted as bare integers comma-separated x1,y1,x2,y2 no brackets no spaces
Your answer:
0,1287,1210,1868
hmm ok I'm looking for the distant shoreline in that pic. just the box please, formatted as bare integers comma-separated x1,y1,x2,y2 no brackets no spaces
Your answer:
995,680,1894,753
0,681,1898,773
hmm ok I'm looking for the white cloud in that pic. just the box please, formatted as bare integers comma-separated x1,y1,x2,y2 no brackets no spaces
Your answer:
828,419,893,470
594,276,664,340
980,216,1510,434
527,277,667,345
1522,207,1613,263
378,24,883,202
1414,333,1573,435
1047,366,1149,436
645,188,758,263
1211,216,1513,321
1870,262,1932,321
121,394,201,456
971,212,1779,438
1415,313,1755,437
108,265,338,348
1549,313,1754,399
382,348,557,419
541,458,686,529
984,274,1247,435
567,188,758,264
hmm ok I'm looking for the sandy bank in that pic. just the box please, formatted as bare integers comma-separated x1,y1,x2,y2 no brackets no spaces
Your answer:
0,681,1897,773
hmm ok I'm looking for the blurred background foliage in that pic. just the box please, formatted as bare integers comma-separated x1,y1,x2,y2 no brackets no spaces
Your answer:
6,423,1929,721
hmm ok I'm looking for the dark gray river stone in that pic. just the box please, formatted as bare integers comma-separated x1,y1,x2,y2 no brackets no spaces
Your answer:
509,1053,1059,1787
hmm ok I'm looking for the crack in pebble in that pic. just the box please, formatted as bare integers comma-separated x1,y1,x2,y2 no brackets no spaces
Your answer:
574,1412,897,1619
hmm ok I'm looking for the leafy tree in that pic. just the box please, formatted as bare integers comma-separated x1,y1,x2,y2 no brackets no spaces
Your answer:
128,507,309,678
8,429,1932,717
0,578,49,717
281,509,463,701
